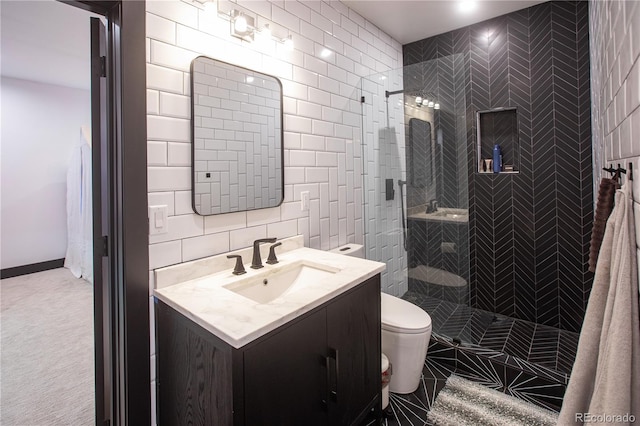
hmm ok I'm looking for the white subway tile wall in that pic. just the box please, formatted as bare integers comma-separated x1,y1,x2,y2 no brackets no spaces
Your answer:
590,0,640,291
147,0,401,267
146,1,402,422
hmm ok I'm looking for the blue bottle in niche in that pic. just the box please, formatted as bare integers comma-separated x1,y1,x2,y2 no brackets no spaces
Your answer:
492,144,502,173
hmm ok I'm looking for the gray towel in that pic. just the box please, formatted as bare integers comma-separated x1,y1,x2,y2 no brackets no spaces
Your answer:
558,184,640,425
588,178,619,272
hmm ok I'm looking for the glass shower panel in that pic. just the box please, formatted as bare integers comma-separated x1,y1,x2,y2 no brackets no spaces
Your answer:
359,68,407,296
360,56,470,310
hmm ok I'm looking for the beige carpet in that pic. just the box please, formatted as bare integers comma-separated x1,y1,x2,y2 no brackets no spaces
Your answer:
1,268,94,426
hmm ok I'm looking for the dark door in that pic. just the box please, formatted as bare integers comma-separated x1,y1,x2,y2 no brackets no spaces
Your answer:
90,16,112,426
244,309,329,426
326,277,381,425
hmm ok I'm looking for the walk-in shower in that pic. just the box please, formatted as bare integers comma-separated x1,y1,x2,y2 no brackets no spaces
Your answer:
360,55,469,305
359,55,578,412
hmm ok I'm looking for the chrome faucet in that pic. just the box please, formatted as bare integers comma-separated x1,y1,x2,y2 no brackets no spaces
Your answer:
426,199,438,213
251,238,277,269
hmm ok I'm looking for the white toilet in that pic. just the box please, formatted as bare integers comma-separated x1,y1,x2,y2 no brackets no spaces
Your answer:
329,244,433,394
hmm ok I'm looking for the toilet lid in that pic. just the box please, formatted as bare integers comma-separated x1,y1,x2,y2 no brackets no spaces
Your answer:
381,293,432,334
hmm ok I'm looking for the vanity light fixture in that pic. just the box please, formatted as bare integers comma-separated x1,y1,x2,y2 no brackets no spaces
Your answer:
283,34,294,50
407,92,439,109
230,10,254,42
227,9,293,49
256,23,272,44
204,1,217,17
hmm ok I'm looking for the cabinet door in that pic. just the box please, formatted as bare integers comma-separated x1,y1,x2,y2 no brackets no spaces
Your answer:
156,301,234,426
326,276,381,425
244,309,328,426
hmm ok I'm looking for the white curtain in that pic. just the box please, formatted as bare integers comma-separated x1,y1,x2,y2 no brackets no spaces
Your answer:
64,127,93,284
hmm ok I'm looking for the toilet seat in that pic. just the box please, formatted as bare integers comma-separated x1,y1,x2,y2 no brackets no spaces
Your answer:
381,293,432,334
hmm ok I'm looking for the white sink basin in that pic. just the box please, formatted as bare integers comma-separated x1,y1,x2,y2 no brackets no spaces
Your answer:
223,261,340,304
431,211,464,218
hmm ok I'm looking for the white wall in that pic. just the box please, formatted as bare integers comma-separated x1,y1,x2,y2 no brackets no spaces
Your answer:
146,1,402,422
0,77,90,269
590,0,640,281
146,0,402,272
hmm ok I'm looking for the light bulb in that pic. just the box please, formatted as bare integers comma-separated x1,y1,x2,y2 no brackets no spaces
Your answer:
260,24,271,39
283,34,294,50
234,15,248,33
204,1,216,16
434,103,440,110
415,96,422,104
428,101,434,108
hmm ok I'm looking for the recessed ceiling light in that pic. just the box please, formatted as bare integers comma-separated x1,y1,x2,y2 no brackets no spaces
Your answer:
458,1,477,13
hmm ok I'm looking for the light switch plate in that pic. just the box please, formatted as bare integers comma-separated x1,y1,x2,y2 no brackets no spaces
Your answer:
301,191,310,211
149,205,168,235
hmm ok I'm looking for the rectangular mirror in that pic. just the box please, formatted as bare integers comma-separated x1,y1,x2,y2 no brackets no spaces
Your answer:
191,56,284,215
408,118,433,188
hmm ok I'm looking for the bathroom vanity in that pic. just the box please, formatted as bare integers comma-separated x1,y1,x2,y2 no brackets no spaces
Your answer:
153,237,384,426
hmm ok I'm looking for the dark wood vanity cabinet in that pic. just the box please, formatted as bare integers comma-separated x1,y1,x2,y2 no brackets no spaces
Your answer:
155,274,381,426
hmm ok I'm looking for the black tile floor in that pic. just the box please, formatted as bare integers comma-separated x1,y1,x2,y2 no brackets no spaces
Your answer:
402,291,579,377
361,292,581,425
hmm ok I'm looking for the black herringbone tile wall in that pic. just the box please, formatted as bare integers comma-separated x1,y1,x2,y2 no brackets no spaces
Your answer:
403,1,592,332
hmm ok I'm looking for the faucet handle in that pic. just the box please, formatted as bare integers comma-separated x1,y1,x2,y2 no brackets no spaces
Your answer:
266,242,282,265
227,255,246,275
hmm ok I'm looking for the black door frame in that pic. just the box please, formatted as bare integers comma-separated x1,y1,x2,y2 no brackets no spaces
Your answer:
60,1,149,425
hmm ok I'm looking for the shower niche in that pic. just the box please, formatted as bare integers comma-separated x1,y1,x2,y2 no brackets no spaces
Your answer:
476,107,519,174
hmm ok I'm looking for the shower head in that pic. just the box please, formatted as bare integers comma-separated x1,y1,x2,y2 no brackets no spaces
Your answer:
398,179,406,187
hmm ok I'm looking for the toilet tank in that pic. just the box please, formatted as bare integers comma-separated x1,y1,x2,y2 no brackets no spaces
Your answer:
329,244,364,258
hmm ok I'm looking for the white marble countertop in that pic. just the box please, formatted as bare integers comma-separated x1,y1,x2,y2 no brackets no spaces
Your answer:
154,239,385,349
